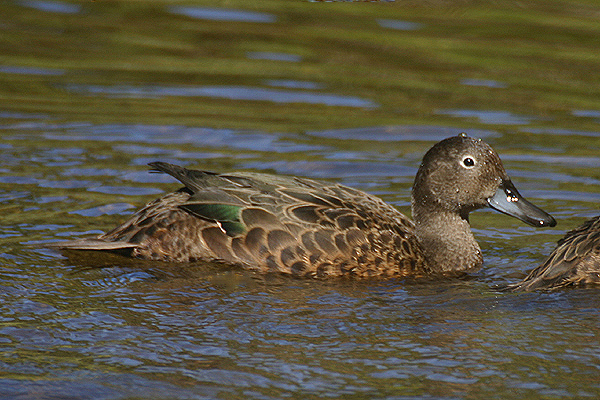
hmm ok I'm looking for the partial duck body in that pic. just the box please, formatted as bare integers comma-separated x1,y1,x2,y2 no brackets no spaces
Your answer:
509,215,600,291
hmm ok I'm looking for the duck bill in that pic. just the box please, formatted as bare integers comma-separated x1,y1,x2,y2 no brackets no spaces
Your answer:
487,180,556,227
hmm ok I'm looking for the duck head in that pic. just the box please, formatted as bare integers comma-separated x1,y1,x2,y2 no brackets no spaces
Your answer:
412,133,556,227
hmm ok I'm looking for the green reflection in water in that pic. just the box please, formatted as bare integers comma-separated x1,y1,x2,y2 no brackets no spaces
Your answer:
0,0,599,134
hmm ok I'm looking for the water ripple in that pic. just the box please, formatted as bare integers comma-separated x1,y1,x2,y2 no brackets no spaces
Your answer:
169,6,276,23
247,52,302,62
461,79,507,88
243,160,415,179
523,127,600,138
18,0,81,14
65,84,377,108
0,65,65,76
265,80,324,90
308,125,498,141
40,124,328,153
377,19,423,31
437,109,541,125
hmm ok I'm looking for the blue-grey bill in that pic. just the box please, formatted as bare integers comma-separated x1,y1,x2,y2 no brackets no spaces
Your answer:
487,180,556,227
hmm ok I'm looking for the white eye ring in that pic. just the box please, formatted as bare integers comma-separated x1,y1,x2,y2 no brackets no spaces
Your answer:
461,155,476,169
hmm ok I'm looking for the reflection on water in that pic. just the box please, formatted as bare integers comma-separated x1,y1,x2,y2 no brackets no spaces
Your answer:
523,128,600,138
2,1,600,399
70,202,134,217
19,123,328,153
308,125,498,141
501,153,600,168
265,79,325,90
243,159,416,180
460,78,507,88
0,111,51,120
437,109,540,125
169,6,276,23
0,65,65,76
572,110,600,118
247,52,303,62
65,84,377,108
18,0,81,14
377,19,423,31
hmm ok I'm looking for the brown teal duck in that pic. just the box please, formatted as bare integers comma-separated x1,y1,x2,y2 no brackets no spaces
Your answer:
54,133,556,278
508,215,600,290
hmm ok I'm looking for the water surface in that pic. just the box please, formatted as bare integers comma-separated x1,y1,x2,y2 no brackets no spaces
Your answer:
169,6,276,23
1,1,599,399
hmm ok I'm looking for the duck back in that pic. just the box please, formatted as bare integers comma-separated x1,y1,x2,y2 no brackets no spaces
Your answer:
58,162,427,278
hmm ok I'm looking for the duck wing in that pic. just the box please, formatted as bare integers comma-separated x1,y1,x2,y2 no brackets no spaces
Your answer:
53,162,424,277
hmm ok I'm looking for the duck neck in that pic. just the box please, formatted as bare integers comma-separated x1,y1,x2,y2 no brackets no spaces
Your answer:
412,208,483,274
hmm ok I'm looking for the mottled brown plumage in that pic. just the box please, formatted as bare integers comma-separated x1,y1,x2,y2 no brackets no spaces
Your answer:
54,134,556,278
508,216,600,291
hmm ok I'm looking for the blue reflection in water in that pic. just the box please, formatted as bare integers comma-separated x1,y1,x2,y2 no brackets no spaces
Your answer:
501,153,600,169
308,125,498,141
377,19,423,31
65,84,378,108
460,79,507,88
247,52,302,62
36,124,329,153
522,127,600,138
0,111,51,119
70,203,135,217
18,0,81,14
265,80,325,90
0,65,65,76
437,109,540,125
87,186,164,196
170,6,276,23
243,160,416,180
572,110,600,118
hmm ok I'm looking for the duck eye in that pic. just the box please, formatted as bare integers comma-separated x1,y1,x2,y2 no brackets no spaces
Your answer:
462,156,476,168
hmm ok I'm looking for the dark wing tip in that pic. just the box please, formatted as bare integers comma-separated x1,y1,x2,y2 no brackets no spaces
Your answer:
148,161,180,174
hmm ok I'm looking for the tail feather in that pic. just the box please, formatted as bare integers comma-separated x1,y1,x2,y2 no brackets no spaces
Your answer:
148,162,216,193
48,238,138,251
